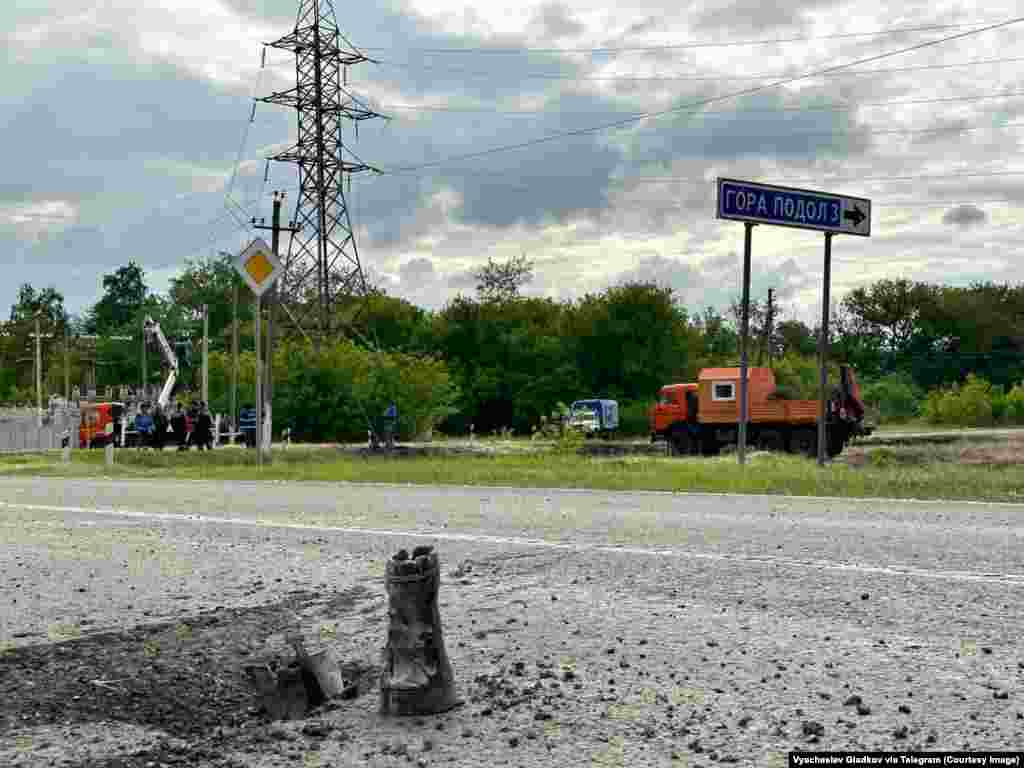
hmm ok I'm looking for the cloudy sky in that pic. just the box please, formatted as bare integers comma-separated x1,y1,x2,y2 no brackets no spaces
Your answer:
4,0,1023,326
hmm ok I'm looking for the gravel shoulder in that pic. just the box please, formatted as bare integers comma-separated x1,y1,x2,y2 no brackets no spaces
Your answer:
2,478,1022,766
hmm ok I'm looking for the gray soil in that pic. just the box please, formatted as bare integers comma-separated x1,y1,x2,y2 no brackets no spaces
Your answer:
1,478,1022,767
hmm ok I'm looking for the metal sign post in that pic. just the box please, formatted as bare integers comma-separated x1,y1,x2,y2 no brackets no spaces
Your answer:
738,222,754,466
234,238,281,469
717,178,871,465
818,233,833,467
255,294,262,469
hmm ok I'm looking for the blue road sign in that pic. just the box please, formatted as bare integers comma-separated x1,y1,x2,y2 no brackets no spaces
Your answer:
716,178,871,236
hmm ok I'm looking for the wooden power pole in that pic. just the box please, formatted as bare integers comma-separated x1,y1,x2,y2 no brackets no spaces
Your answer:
141,316,147,401
64,326,70,403
252,191,299,456
232,280,239,433
35,316,43,427
202,304,209,405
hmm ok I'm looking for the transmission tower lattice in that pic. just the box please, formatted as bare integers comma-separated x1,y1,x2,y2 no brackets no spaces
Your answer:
258,0,384,342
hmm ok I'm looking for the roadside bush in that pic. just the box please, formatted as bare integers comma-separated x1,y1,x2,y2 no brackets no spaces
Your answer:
1007,383,1024,423
618,400,653,437
860,372,924,423
771,354,842,399
551,424,585,455
922,374,996,427
206,340,459,442
990,387,1008,423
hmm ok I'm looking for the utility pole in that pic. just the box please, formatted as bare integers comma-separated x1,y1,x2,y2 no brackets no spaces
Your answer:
64,326,70,404
202,304,209,405
766,288,775,366
219,250,241,435
253,191,299,457
141,316,147,401
232,279,239,434
34,315,43,427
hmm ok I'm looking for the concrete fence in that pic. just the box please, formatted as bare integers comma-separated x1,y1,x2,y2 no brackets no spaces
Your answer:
0,410,79,454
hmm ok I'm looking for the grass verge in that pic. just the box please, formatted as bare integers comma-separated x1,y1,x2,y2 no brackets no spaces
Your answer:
1,445,1023,503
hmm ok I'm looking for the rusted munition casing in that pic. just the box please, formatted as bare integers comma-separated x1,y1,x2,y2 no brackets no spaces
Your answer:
379,546,459,716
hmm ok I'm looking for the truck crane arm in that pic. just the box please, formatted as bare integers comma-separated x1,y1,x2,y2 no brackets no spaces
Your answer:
144,316,179,410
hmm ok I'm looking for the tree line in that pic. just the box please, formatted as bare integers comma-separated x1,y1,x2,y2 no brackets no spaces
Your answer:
3,255,1023,438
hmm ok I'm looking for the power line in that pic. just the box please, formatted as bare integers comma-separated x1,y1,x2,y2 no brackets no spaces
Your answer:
357,167,1024,187
372,89,1024,115
349,22,1011,54
224,48,271,227
614,171,1024,187
370,120,1024,182
374,54,1024,82
379,16,1024,175
264,170,1024,210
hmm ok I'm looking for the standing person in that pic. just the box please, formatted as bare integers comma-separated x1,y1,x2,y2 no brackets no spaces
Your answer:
195,401,214,451
171,403,188,451
134,404,154,450
382,401,398,451
152,404,168,452
185,404,196,450
239,404,257,448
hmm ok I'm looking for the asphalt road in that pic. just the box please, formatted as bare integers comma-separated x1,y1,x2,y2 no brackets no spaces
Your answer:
1,477,1022,765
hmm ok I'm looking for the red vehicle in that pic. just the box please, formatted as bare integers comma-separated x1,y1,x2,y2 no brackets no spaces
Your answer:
650,365,870,457
79,402,126,448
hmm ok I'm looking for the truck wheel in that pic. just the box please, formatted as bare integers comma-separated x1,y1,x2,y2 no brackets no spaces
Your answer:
757,430,785,453
701,437,720,457
670,428,692,456
791,428,817,457
827,425,848,458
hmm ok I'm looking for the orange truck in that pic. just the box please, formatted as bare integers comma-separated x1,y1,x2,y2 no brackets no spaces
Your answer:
79,402,127,448
649,365,870,458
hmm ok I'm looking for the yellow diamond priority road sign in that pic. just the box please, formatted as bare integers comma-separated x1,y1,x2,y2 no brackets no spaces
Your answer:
235,238,281,296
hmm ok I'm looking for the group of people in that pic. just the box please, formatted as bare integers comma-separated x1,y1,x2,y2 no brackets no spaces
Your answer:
134,401,214,451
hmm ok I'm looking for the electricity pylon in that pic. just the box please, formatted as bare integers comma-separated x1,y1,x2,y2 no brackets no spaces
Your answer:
258,0,384,344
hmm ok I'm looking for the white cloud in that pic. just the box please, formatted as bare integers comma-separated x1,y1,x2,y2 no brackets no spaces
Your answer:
4,0,1024,321
2,200,78,239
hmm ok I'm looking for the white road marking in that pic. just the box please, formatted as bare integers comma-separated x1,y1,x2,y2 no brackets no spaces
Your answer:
2,500,1023,587
5,474,1024,507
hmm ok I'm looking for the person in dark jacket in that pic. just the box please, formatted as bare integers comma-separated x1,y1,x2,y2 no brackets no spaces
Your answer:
239,405,257,448
171,403,188,451
185,404,197,448
194,401,214,451
134,404,154,450
152,404,168,451
382,401,397,450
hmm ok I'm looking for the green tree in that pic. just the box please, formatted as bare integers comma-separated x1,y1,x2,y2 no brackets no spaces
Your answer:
334,290,433,353
472,254,534,303
206,340,459,441
692,306,737,365
567,282,693,402
9,283,67,327
774,318,816,358
860,372,924,423
89,261,148,334
840,278,929,361
168,253,251,350
432,294,576,433
3,284,68,397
